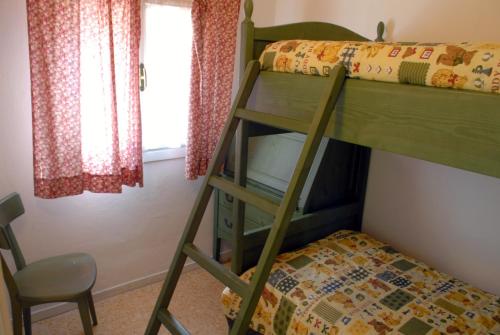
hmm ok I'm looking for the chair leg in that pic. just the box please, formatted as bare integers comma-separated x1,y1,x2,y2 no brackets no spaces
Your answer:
22,308,32,335
77,298,94,335
88,292,98,326
11,302,23,335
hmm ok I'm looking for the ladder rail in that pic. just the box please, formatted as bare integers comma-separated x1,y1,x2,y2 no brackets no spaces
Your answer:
144,61,261,335
229,64,347,335
145,62,347,335
231,119,249,275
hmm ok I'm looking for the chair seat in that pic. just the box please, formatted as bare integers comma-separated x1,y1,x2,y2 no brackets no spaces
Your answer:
14,253,97,303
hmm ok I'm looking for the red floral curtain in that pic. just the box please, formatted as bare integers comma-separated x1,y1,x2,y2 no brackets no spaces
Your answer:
27,0,143,199
185,0,241,180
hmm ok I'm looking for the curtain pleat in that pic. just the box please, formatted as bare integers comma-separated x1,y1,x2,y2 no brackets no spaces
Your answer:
185,0,241,179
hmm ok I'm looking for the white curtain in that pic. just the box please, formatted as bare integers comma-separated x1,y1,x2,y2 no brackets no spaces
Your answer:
0,263,12,335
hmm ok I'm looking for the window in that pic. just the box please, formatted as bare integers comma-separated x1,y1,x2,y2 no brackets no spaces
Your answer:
140,0,193,162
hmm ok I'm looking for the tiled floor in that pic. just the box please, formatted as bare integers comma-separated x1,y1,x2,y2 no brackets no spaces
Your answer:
32,268,229,335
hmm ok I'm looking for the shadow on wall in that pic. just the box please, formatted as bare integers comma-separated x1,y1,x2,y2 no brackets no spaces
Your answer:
276,0,500,42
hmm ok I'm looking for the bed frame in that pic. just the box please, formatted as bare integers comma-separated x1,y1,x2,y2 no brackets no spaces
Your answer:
240,0,500,179
222,0,500,274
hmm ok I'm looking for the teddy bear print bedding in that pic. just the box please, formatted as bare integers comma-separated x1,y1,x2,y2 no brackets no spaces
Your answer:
221,230,500,335
259,40,500,95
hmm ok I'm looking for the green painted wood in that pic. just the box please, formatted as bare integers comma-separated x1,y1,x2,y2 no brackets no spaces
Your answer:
303,140,359,212
247,72,500,179
209,176,280,215
238,203,363,270
241,10,500,179
234,0,255,274
242,202,361,249
1,253,21,335
13,253,96,304
182,243,249,297
236,108,309,134
0,193,97,335
248,19,371,63
240,5,255,77
232,120,249,275
144,61,261,335
376,21,385,42
230,65,347,335
88,293,98,326
157,310,190,335
23,308,31,335
212,188,222,262
248,72,327,121
0,193,26,270
221,3,378,279
214,135,372,271
77,297,93,335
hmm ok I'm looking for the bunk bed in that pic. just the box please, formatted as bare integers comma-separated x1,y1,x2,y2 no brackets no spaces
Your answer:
145,1,500,334
219,1,500,334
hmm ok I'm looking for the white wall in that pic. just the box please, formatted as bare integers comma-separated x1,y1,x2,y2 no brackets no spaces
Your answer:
0,0,214,307
270,0,500,295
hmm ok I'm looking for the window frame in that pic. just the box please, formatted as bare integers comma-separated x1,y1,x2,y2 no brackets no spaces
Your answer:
140,0,192,164
143,146,186,163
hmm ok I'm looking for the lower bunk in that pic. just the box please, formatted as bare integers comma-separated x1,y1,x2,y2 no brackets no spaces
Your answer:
222,230,500,335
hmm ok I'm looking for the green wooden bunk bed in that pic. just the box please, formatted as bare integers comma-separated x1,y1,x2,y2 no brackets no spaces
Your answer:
216,0,500,276
145,1,500,334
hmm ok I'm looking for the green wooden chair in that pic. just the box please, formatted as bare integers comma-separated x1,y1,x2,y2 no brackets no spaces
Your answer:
0,192,98,335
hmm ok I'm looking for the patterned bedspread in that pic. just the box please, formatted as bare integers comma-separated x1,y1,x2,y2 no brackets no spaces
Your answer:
221,230,500,335
259,40,500,94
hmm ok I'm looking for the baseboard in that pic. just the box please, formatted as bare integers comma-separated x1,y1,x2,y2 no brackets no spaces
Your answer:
31,249,232,322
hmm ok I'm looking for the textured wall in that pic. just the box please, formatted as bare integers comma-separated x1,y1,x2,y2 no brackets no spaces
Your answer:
270,0,500,295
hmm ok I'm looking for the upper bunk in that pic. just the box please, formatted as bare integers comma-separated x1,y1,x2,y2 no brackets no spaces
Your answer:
240,0,500,180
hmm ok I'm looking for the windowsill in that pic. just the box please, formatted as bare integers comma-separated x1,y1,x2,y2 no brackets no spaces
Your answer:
143,147,186,163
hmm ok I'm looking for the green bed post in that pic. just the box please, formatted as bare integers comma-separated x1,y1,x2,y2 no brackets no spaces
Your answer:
376,21,385,42
231,0,255,274
240,0,255,77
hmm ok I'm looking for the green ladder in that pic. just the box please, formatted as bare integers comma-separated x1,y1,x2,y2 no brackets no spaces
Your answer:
144,61,347,335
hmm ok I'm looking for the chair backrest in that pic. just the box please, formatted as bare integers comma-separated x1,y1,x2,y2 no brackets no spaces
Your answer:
0,193,27,270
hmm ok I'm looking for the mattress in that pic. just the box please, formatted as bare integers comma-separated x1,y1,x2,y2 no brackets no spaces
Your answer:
259,40,500,95
221,230,500,335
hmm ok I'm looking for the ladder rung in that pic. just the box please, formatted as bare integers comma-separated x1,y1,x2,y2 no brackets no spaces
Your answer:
209,176,279,216
157,310,189,335
236,108,310,134
183,243,249,297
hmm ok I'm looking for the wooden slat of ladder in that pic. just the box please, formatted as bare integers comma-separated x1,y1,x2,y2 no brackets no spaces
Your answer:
208,176,279,216
182,243,249,297
235,108,309,134
157,310,189,335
